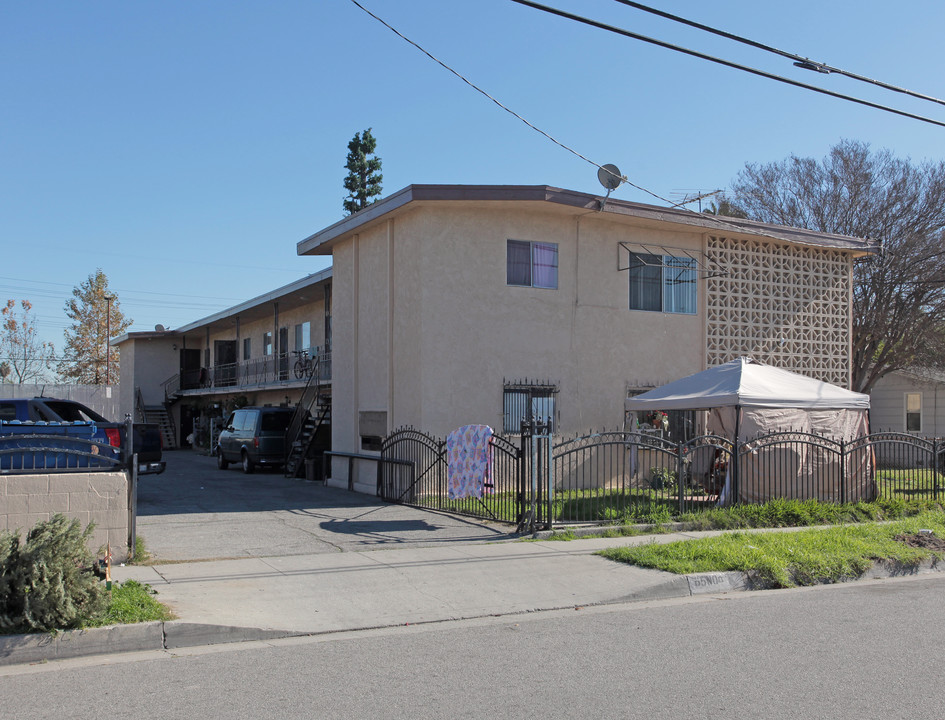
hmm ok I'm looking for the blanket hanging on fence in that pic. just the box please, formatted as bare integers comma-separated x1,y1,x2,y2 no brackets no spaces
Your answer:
446,424,494,500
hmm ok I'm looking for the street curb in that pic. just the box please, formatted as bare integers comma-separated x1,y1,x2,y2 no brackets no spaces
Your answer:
163,622,301,650
682,556,945,596
0,622,165,667
0,622,302,668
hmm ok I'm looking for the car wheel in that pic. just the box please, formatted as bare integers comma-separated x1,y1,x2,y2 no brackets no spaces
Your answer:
241,451,255,474
217,447,229,470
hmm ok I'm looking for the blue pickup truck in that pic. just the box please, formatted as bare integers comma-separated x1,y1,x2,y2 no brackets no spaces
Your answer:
0,398,165,474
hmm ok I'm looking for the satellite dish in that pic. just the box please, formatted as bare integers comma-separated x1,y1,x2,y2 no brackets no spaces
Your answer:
597,164,623,191
155,324,166,332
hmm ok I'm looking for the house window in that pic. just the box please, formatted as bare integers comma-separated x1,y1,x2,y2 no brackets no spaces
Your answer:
507,240,558,289
295,322,311,352
243,338,251,360
503,380,558,433
629,253,697,314
906,393,922,432
263,332,273,356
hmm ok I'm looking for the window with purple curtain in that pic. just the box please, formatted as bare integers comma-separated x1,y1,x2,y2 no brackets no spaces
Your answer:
507,240,558,289
532,242,558,289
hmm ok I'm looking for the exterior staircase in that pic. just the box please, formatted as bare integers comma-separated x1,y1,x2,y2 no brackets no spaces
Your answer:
284,398,331,478
284,354,331,479
142,405,177,450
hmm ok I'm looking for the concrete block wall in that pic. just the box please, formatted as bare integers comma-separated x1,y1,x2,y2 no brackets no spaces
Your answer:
0,471,130,562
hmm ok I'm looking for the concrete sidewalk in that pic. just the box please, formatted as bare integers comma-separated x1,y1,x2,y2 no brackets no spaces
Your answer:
4,528,942,666
111,533,699,635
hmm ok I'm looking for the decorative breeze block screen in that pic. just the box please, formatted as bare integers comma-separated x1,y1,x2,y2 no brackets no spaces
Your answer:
705,236,850,387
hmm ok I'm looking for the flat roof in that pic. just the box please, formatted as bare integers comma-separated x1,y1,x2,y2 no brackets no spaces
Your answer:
297,184,879,257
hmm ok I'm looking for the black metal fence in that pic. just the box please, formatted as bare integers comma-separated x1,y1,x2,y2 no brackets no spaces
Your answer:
378,426,945,531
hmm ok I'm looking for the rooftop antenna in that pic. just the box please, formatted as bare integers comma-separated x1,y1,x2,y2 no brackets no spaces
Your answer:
670,189,722,212
597,163,625,211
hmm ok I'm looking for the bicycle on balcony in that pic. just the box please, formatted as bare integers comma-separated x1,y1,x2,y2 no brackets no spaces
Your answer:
292,349,315,380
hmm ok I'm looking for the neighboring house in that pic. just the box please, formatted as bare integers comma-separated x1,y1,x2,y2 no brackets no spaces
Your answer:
870,369,945,437
116,184,876,492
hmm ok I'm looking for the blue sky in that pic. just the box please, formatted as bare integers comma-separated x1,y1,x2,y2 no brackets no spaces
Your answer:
2,1,943,352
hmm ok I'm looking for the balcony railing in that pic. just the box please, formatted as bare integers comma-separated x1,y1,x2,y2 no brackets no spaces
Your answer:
178,352,332,393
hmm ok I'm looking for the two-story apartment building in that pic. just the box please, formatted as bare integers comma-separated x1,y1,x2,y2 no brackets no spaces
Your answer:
116,184,876,491
114,268,332,449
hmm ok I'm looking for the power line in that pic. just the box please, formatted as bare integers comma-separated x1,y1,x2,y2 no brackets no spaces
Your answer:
511,0,945,129
348,0,879,247
0,276,245,303
347,0,634,197
610,0,945,108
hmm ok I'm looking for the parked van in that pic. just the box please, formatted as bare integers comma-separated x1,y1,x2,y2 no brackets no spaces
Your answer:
216,407,294,473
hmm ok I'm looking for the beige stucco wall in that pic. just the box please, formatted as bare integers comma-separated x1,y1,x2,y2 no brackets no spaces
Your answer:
329,203,711,488
116,335,178,418
133,337,179,408
0,471,130,562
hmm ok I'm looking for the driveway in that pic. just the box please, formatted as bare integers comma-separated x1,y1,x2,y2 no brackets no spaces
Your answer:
136,451,514,563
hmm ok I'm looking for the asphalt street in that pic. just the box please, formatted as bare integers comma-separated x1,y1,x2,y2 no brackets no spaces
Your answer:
2,573,942,720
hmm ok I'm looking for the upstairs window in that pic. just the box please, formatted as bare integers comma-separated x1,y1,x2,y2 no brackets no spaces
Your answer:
295,322,311,352
263,331,273,356
243,337,251,360
507,240,558,289
629,252,697,314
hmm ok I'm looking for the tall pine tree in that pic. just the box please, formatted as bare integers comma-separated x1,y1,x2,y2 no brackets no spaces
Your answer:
342,128,383,215
59,270,131,385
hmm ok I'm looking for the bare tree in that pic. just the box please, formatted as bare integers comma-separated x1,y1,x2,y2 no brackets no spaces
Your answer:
0,300,56,383
729,140,945,393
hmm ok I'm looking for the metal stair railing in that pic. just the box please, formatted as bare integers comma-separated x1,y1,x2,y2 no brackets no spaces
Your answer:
284,354,327,475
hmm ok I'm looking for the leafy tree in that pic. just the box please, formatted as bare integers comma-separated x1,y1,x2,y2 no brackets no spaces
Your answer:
728,140,945,393
59,270,132,384
342,128,383,215
0,299,56,383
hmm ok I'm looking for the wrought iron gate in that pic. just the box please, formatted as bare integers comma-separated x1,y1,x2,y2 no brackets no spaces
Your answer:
379,426,527,526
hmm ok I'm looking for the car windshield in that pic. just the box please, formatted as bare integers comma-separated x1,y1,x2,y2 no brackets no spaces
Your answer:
260,412,292,432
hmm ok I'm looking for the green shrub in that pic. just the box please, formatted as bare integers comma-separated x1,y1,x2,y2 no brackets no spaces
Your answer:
0,514,107,633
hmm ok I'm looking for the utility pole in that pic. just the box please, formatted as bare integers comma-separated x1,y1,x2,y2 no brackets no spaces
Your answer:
105,294,115,385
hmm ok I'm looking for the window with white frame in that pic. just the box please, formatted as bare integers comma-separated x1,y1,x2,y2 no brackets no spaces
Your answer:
507,240,558,289
628,252,697,314
906,392,922,432
263,331,273,356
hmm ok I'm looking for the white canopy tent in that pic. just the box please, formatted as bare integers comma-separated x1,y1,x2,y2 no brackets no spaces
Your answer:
624,358,873,504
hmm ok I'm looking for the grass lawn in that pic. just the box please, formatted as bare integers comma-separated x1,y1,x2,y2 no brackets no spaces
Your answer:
598,511,945,588
89,580,175,627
